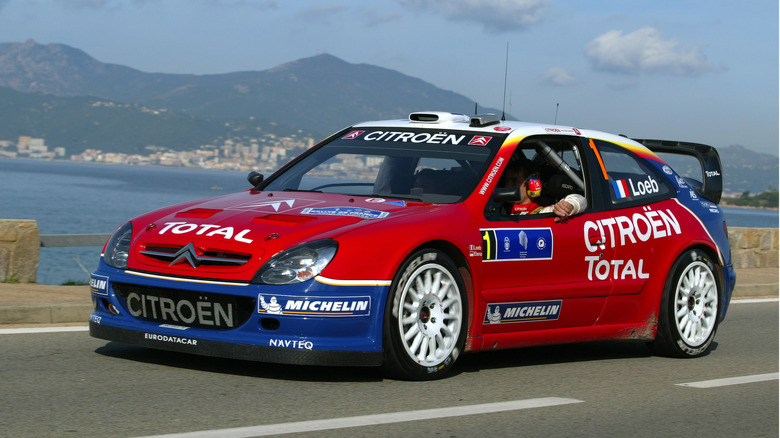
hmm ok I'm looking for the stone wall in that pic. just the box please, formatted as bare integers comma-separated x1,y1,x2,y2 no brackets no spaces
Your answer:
729,227,779,269
0,220,776,283
0,219,40,283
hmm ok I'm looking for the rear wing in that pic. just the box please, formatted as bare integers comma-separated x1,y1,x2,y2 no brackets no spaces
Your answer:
632,139,723,204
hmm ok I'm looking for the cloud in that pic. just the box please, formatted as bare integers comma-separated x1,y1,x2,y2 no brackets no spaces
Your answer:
542,67,577,86
295,4,348,23
585,27,715,76
397,0,547,32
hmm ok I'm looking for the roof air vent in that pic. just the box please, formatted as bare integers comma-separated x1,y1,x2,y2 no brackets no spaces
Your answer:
470,114,501,127
409,112,470,124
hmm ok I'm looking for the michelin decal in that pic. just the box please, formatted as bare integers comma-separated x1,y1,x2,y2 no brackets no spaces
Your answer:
485,300,562,324
258,294,371,317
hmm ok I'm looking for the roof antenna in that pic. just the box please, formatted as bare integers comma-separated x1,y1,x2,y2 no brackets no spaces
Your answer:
501,42,509,121
474,103,478,115
554,103,559,125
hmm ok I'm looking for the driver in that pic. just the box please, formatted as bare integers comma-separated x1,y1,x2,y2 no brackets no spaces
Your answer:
501,159,586,221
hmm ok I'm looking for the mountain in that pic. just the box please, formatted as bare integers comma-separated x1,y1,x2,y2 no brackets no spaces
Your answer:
718,145,778,195
0,40,776,194
0,85,307,152
0,40,486,136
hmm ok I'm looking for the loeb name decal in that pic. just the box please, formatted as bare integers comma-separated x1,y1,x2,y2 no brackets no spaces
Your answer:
612,175,660,199
481,228,553,261
259,294,371,317
485,300,562,324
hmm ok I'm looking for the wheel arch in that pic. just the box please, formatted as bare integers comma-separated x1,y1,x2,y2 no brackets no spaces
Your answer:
406,239,476,343
667,243,726,321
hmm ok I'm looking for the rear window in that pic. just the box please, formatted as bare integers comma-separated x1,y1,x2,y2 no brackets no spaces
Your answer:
590,139,674,206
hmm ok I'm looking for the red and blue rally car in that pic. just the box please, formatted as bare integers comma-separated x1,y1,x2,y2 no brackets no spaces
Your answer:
89,111,736,380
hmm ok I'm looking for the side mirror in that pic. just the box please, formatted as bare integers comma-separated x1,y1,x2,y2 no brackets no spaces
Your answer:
247,171,264,188
492,187,523,202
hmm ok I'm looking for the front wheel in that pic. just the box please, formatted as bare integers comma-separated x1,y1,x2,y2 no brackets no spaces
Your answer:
383,249,467,380
650,249,721,357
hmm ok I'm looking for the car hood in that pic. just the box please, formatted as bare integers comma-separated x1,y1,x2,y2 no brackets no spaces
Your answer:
124,190,433,281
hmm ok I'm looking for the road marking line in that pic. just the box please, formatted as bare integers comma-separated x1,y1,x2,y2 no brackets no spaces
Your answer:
0,326,89,335
731,298,778,304
136,397,584,438
677,373,779,388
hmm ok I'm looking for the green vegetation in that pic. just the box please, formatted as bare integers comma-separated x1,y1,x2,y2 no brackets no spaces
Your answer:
61,280,89,286
2,273,19,284
722,190,779,209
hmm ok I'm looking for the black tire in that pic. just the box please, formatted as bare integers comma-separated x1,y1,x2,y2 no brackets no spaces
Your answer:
382,249,467,380
650,249,721,357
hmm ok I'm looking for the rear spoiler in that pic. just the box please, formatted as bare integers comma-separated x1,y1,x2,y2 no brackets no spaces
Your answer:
632,139,723,204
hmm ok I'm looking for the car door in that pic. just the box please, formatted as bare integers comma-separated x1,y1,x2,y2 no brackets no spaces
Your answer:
478,135,615,334
585,138,679,321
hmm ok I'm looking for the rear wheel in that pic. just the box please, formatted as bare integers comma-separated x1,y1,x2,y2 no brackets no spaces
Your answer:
383,249,467,380
651,249,720,357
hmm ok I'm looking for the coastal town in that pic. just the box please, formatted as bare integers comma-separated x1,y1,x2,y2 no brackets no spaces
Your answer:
0,133,316,173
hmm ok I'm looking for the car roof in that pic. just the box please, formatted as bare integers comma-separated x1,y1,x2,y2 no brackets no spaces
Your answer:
352,111,652,153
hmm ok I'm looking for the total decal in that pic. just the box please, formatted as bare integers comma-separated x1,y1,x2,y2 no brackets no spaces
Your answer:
481,228,553,261
258,294,371,317
583,206,682,280
156,221,254,243
484,300,562,324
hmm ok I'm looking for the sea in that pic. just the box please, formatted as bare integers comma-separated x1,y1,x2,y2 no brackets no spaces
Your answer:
2,158,778,285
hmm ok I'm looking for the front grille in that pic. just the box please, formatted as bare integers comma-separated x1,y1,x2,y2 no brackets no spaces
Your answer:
139,243,251,267
113,283,255,330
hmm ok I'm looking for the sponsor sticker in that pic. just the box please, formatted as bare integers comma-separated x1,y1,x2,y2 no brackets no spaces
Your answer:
269,339,314,350
90,274,109,296
481,228,553,261
363,131,466,145
468,136,491,146
484,300,562,324
144,332,198,346
258,294,371,317
612,175,660,199
300,206,390,219
342,130,365,139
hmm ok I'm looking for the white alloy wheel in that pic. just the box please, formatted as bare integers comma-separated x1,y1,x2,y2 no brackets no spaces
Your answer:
397,262,463,366
673,261,718,347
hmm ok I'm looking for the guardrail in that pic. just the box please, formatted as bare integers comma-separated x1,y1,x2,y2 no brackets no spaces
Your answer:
39,234,111,247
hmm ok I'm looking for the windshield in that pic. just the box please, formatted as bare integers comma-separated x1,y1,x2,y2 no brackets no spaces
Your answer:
262,128,502,203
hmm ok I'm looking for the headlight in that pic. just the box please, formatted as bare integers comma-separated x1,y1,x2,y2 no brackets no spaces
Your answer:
253,239,338,285
104,222,133,269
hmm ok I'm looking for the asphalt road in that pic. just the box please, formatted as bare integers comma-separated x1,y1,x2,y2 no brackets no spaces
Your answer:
1,300,777,438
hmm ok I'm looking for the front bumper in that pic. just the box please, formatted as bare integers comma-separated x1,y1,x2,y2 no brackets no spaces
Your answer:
89,323,382,366
88,266,388,367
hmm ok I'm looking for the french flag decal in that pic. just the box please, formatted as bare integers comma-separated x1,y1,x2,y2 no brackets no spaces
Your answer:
612,179,630,198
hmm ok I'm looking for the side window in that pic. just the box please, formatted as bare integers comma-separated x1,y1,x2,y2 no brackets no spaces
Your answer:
486,137,588,220
590,139,674,206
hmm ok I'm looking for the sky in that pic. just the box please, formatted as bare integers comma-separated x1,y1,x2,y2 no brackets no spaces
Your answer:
0,0,778,156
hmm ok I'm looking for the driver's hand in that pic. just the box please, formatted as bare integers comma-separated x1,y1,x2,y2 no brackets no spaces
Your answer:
553,200,574,222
